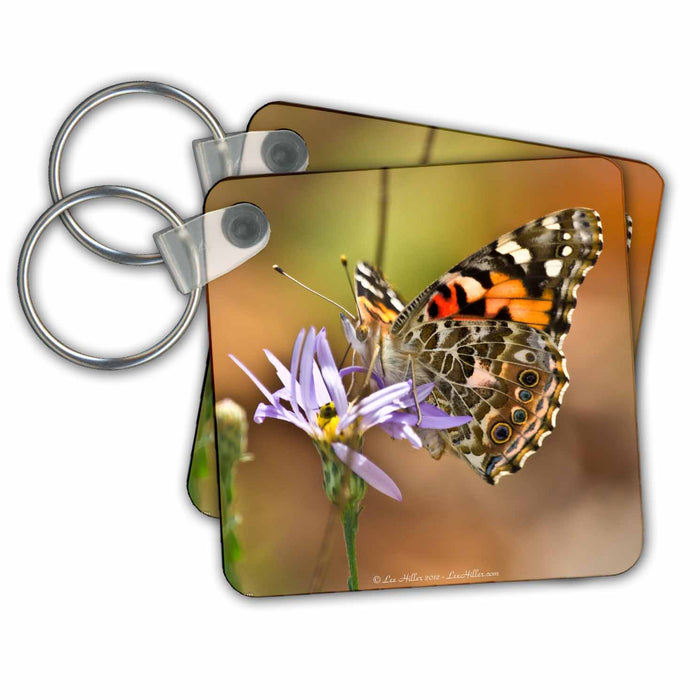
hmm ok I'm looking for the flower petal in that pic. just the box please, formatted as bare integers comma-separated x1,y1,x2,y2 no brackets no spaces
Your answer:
272,387,291,401
288,328,306,420
263,348,292,391
358,404,413,432
339,366,385,388
415,382,435,403
298,327,318,419
417,403,472,429
315,329,348,416
382,411,418,427
332,443,402,501
379,420,423,448
339,381,413,431
312,361,331,407
253,403,315,434
269,369,328,407
228,355,277,405
253,403,279,423
394,382,435,410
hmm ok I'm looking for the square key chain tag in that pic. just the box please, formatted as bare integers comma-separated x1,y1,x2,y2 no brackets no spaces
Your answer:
19,81,308,369
202,158,640,595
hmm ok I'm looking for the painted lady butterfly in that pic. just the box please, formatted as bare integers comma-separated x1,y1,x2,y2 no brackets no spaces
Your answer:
341,208,603,484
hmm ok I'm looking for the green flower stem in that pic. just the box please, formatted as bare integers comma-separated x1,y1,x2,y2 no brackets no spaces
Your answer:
342,504,361,591
316,441,367,592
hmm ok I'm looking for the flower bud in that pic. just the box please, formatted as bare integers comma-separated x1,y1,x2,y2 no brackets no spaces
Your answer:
216,399,249,475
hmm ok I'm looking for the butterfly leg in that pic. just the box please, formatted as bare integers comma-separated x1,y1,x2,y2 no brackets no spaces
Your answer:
346,349,358,396
348,344,380,405
360,343,381,393
409,357,423,427
339,341,353,368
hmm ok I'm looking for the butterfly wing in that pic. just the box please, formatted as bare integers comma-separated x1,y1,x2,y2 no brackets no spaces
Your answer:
389,208,603,483
355,261,405,325
392,208,603,349
402,317,568,483
626,213,633,251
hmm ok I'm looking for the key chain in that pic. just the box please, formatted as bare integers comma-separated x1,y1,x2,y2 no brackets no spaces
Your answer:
15,80,656,597
201,157,639,595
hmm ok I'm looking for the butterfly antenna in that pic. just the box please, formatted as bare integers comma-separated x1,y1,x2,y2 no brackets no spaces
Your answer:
272,265,357,321
340,255,363,320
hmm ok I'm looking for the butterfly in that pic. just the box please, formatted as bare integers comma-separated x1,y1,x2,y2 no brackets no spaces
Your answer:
341,208,603,484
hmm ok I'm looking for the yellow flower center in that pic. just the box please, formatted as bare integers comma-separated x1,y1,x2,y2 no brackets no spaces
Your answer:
317,401,340,440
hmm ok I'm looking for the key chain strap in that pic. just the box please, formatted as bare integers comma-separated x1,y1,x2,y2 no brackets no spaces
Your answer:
48,81,228,266
46,80,307,268
18,81,308,370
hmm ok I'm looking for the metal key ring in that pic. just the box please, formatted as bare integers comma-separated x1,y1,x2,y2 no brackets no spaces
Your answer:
18,185,201,370
49,81,227,266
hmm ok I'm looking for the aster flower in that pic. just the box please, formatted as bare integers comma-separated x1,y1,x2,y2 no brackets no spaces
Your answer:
231,327,466,499
229,326,469,590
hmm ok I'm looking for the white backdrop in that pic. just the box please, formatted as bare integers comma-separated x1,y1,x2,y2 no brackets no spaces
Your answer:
2,3,695,697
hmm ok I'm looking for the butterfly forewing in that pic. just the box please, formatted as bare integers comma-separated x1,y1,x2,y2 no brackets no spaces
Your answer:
392,208,603,348
355,261,405,325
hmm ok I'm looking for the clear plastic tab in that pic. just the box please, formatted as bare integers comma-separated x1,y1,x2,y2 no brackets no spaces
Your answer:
154,204,270,293
161,130,308,292
193,130,308,192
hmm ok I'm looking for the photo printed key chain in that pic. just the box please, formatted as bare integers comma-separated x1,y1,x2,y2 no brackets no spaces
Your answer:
16,80,654,596
201,158,639,595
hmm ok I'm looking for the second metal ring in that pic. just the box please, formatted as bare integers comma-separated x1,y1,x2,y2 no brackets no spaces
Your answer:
17,185,201,370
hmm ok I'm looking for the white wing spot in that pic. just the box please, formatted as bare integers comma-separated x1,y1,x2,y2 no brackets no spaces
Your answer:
551,407,560,428
511,247,532,264
545,259,563,277
513,349,536,364
496,240,520,255
536,430,552,447
358,278,382,296
560,245,573,257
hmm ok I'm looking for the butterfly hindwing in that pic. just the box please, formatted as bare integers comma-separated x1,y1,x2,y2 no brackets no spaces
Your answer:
403,318,568,483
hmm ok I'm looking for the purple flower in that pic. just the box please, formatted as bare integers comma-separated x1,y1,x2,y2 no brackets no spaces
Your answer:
230,327,469,502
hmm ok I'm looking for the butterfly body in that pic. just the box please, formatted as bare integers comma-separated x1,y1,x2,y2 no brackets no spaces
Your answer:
343,208,603,484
